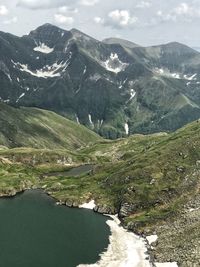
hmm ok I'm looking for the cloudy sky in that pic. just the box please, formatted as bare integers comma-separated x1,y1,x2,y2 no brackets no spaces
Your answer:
0,0,200,47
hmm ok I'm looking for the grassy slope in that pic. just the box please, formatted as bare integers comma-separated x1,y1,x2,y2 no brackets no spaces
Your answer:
0,118,199,265
0,103,101,149
0,120,199,220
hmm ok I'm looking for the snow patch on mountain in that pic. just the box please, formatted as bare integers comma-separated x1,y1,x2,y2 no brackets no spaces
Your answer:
12,60,70,79
89,73,101,82
88,114,94,128
171,73,181,79
76,115,80,124
129,89,136,101
155,68,198,81
83,66,87,75
154,68,181,79
16,93,25,103
102,53,129,73
184,73,197,80
124,123,129,135
0,97,10,103
33,43,54,54
98,119,104,128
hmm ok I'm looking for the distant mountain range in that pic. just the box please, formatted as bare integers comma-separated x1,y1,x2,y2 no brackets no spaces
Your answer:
1,23,200,138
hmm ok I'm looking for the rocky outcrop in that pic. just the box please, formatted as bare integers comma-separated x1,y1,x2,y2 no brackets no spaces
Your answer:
94,205,113,214
118,202,137,218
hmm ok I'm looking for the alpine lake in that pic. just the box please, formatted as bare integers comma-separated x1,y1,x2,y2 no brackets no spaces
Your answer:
0,164,111,267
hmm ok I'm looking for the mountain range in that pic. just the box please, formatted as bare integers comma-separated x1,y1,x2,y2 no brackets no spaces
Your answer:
1,23,200,138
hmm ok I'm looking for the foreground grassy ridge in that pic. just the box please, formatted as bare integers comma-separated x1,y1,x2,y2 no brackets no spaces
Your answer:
0,103,101,149
0,120,199,266
0,121,199,221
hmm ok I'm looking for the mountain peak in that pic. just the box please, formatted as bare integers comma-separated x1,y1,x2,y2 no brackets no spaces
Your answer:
29,23,69,35
39,23,55,28
29,23,64,35
27,23,72,45
159,41,199,54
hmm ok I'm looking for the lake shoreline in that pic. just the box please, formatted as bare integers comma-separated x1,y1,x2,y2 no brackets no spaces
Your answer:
0,188,178,267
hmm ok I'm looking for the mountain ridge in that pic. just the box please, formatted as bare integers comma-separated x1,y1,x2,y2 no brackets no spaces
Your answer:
1,23,200,138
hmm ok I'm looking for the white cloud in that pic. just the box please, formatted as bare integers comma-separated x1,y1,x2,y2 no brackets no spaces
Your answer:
80,0,99,6
54,14,74,24
3,17,18,25
58,6,78,14
174,3,191,15
156,10,177,22
136,1,151,9
94,16,104,24
156,3,200,23
107,9,138,28
94,9,138,29
0,5,8,16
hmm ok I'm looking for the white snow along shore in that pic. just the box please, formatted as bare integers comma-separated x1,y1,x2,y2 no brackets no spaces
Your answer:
76,211,179,267
77,215,151,267
79,200,96,210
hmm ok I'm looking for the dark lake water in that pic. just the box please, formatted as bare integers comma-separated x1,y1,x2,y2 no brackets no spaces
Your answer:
0,190,111,267
45,164,94,178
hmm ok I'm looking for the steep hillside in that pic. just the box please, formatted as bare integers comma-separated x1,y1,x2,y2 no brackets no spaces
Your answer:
1,24,200,138
0,103,101,149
